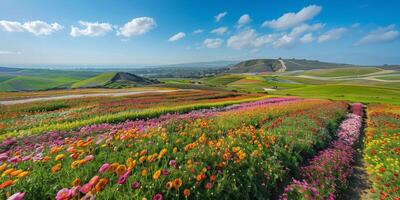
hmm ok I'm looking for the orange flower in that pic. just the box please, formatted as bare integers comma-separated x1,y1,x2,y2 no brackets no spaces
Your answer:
10,169,23,177
71,178,81,186
126,158,136,169
166,181,173,190
51,163,62,173
17,171,29,178
109,163,119,173
141,169,147,177
183,188,190,198
42,156,51,162
153,170,161,180
173,178,183,189
115,165,127,176
95,178,108,192
210,175,217,182
2,168,14,177
0,163,7,171
139,156,146,163
0,180,13,189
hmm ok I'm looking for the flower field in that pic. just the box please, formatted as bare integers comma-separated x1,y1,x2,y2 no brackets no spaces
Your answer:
365,104,400,199
0,97,350,199
0,90,263,138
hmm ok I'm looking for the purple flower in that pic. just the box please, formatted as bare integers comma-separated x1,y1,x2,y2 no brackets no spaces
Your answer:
117,170,131,185
131,181,141,189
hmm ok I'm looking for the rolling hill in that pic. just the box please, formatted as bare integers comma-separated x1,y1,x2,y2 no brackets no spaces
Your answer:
71,72,160,88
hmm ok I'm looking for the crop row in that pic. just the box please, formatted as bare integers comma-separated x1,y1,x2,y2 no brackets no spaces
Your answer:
0,90,261,135
365,104,400,199
282,103,364,200
0,98,347,199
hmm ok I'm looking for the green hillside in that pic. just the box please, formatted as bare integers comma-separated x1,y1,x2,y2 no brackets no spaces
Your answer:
72,72,117,88
302,67,383,77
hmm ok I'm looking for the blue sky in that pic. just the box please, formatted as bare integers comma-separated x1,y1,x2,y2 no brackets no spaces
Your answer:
0,0,399,67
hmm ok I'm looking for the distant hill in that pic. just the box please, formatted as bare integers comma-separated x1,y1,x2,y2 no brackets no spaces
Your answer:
228,58,355,73
71,72,160,88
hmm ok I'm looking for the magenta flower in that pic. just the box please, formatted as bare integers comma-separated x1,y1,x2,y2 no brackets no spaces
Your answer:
98,163,110,173
56,188,71,200
205,182,213,189
117,170,131,185
153,193,163,200
7,192,25,200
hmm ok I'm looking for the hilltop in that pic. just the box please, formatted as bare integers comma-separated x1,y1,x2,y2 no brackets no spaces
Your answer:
71,72,160,89
228,58,354,73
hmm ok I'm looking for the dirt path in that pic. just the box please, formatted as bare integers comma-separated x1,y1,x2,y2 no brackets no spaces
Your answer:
0,89,187,105
342,110,373,200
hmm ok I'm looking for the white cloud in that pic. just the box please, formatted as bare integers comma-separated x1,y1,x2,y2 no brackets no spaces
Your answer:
318,28,347,43
211,27,228,35
0,20,63,35
272,23,323,48
237,14,251,28
262,5,322,30
215,11,228,22
300,33,314,43
227,29,274,49
356,25,399,45
117,17,156,37
0,50,21,55
168,32,186,42
273,35,296,48
193,29,204,34
290,23,324,37
70,21,113,37
203,38,224,48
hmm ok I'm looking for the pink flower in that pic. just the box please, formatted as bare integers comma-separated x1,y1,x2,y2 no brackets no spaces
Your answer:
98,163,110,173
131,181,140,189
88,175,99,186
56,188,71,200
7,192,25,200
84,155,94,161
80,183,92,194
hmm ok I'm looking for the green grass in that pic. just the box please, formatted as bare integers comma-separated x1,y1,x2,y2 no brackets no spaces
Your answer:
0,76,82,91
273,84,400,105
374,75,400,80
302,67,382,77
71,72,117,88
202,74,245,85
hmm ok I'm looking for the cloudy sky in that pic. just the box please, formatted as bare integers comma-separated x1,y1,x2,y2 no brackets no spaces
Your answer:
0,0,399,67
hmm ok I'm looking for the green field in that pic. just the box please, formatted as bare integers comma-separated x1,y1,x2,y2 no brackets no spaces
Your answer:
272,84,400,104
302,67,382,77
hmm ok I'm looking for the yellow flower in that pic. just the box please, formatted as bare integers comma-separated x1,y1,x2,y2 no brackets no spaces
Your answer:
55,154,65,161
152,170,161,180
70,160,80,169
